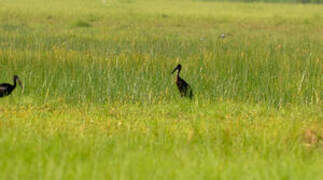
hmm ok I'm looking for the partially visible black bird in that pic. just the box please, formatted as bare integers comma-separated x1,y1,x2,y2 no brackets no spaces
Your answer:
171,64,193,99
0,75,23,97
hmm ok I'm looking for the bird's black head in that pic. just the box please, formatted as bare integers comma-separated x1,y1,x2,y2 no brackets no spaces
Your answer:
13,75,23,88
171,64,182,74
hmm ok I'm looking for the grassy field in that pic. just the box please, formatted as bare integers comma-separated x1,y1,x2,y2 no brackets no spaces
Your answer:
0,0,322,179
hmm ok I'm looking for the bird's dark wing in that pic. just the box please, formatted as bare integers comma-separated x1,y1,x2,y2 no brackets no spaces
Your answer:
177,77,193,98
179,78,190,88
0,84,11,91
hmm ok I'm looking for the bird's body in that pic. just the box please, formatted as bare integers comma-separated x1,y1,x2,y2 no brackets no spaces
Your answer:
172,64,193,99
0,75,23,97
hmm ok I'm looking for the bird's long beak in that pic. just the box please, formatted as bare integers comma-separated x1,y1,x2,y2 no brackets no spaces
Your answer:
171,66,178,74
18,79,23,89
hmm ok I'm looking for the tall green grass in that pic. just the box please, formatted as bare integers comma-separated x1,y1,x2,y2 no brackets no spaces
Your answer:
0,43,321,106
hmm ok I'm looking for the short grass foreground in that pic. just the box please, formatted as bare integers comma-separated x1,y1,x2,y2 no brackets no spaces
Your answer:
1,102,322,179
0,0,322,179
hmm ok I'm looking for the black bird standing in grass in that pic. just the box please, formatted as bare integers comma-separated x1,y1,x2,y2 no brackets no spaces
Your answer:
0,75,23,97
171,64,193,99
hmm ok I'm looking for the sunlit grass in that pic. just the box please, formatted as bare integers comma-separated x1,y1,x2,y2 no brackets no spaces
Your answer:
0,101,322,179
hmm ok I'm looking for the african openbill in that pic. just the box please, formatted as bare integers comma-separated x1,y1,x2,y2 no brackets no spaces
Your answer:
0,75,23,97
171,64,193,99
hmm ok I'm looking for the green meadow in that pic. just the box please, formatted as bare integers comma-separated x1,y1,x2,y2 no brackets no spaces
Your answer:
0,0,322,179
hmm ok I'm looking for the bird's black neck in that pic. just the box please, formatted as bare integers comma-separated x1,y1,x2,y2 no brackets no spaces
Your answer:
13,78,17,88
176,69,181,78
